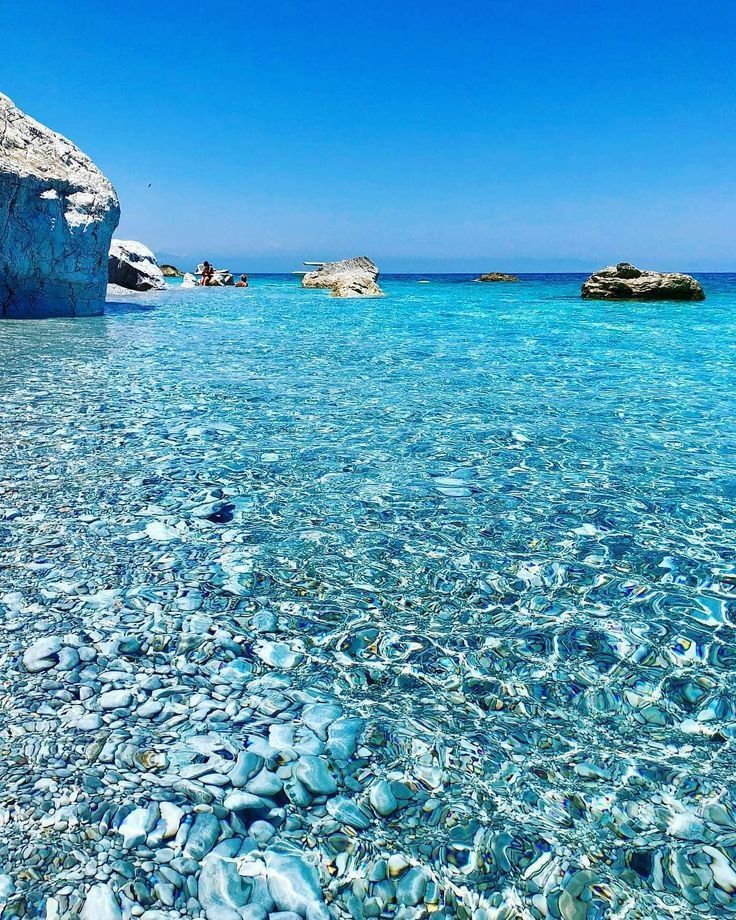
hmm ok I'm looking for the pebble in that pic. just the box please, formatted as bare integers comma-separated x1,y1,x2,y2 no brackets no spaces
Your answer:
369,780,398,816
294,756,337,796
22,636,62,672
80,883,122,920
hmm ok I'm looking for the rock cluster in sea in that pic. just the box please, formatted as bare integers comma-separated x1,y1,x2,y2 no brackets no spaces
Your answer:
476,273,518,282
582,262,705,301
109,240,166,292
182,267,234,287
0,93,120,318
302,258,384,298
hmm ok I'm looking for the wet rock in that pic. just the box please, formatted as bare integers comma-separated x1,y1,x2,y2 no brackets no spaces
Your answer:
183,814,221,860
80,883,122,920
369,780,398,817
294,756,337,796
264,850,325,915
198,840,249,920
22,636,62,672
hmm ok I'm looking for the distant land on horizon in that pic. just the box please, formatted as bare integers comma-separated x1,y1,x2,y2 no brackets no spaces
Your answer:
155,252,736,275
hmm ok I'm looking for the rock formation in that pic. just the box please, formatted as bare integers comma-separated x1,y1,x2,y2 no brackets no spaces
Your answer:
477,272,518,282
302,256,384,297
181,268,233,287
108,239,166,291
582,263,705,301
196,264,234,286
161,263,183,277
0,93,120,318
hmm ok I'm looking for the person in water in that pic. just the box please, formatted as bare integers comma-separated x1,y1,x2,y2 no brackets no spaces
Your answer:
200,261,214,286
235,274,248,288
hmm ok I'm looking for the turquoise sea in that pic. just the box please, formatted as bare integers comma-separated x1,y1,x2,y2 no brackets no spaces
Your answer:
2,274,736,919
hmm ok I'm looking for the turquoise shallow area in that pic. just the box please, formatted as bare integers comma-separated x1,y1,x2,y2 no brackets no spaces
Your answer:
2,274,736,917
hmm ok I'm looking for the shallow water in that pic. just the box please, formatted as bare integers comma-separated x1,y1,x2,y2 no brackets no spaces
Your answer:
2,274,736,919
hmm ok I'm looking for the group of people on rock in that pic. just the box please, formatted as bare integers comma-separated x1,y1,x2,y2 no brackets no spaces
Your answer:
199,261,248,288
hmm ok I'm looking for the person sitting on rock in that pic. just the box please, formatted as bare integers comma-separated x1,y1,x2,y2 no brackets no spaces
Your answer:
200,261,214,286
235,273,248,288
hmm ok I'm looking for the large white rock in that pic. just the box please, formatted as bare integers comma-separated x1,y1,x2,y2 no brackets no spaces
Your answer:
108,239,165,291
302,256,383,297
0,93,120,318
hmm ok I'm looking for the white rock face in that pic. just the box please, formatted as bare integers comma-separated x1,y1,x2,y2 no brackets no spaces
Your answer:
302,256,383,297
0,93,120,318
108,239,165,291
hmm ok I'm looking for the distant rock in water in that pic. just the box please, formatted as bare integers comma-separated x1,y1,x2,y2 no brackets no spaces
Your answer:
0,93,120,318
477,272,519,282
161,263,183,277
181,267,233,287
302,256,384,297
582,262,705,301
108,239,165,291
197,264,234,286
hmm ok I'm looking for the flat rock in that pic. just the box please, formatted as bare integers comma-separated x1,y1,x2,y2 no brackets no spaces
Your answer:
581,262,705,301
477,272,518,282
0,93,119,318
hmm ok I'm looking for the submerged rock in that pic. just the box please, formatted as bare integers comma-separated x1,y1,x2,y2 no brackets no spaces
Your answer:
582,262,705,301
302,257,384,297
108,239,165,291
477,272,518,282
0,92,120,318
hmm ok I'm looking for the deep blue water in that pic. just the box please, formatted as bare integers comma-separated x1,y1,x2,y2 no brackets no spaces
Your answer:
2,273,736,918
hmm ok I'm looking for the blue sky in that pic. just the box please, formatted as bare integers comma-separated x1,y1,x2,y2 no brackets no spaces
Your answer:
3,0,735,271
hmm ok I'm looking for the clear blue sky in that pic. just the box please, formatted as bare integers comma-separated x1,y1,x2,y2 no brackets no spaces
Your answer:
3,0,735,271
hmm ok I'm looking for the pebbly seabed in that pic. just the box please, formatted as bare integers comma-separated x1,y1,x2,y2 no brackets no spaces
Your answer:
2,274,736,920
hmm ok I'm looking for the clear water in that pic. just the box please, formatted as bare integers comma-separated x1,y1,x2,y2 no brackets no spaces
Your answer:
2,274,736,918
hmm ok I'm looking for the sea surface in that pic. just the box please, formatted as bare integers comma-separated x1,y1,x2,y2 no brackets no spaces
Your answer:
2,274,736,919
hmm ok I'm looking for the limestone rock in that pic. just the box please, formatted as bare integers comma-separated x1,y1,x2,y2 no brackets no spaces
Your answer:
477,272,518,282
108,239,165,291
302,257,384,297
582,262,705,301
0,93,120,318
161,263,183,277
182,272,198,288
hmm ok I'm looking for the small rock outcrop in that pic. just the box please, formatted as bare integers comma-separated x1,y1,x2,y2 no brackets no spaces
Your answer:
582,263,705,301
477,272,518,282
161,263,183,277
0,93,120,318
302,256,383,297
108,239,165,291
181,268,233,287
